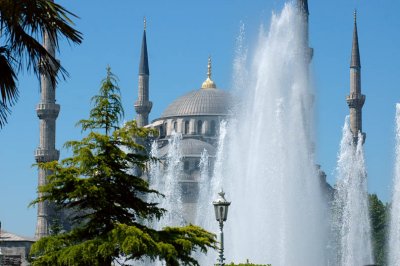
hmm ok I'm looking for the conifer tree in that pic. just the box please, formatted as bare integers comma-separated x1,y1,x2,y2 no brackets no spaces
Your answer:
30,67,216,266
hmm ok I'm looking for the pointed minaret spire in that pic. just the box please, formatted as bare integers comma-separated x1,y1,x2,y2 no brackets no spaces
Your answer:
351,10,361,68
139,17,149,76
135,17,152,127
297,0,309,15
346,10,366,143
296,0,312,63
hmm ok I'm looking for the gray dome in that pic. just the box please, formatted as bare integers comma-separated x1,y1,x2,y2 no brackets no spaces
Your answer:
180,138,216,156
161,88,230,118
158,138,216,158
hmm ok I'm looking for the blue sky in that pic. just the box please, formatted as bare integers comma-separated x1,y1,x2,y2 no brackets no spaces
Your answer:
0,0,399,237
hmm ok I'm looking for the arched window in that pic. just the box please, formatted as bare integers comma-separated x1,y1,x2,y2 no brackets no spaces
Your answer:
159,126,164,138
210,120,216,136
197,120,203,135
184,121,189,134
184,161,189,171
173,121,177,132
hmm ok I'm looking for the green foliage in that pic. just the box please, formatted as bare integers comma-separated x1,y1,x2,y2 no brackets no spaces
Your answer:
30,67,216,265
0,0,82,128
78,66,124,135
369,193,388,266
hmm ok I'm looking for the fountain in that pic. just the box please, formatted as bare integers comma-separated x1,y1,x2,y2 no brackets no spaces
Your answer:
196,148,211,226
145,2,378,265
200,3,326,265
148,132,185,228
331,117,373,266
389,103,400,266
195,121,228,264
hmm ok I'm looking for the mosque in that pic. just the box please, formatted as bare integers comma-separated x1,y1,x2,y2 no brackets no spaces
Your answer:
132,0,344,222
133,0,364,222
136,25,231,190
134,16,233,221
1,0,367,264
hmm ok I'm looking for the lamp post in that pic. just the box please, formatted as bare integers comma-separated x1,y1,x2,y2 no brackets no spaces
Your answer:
213,189,231,266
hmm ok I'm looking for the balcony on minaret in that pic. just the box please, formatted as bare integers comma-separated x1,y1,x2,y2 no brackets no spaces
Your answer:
35,148,60,163
36,103,60,120
134,100,153,114
346,92,365,108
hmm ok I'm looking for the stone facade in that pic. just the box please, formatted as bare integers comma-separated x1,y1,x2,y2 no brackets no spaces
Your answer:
0,230,34,266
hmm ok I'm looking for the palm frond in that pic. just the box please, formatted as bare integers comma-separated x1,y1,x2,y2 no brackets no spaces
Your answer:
0,46,17,126
0,0,83,128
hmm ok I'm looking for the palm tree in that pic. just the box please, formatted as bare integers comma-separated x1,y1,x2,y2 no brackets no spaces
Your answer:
0,0,82,128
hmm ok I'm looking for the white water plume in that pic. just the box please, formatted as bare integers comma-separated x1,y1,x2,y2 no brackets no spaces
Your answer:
216,3,326,265
148,132,185,228
389,103,400,266
195,121,228,265
147,2,331,265
332,117,373,266
196,148,210,224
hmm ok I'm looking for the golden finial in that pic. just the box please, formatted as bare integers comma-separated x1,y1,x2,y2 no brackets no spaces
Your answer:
144,17,147,31
207,56,212,79
201,56,217,89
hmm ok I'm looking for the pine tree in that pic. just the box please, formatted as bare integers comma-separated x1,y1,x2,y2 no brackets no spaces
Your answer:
30,67,216,266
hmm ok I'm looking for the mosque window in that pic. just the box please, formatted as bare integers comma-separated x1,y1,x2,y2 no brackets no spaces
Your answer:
184,121,189,134
159,126,164,137
210,120,216,136
197,120,203,134
173,121,177,132
184,160,189,171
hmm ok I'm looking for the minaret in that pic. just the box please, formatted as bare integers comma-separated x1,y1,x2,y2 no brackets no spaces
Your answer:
346,11,366,143
34,30,60,239
297,0,313,63
134,17,152,127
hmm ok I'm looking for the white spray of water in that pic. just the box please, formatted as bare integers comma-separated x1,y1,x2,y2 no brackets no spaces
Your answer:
232,21,248,98
196,148,210,224
137,133,184,266
211,3,326,265
148,141,161,197
196,121,228,265
149,132,185,228
332,117,373,266
389,103,400,266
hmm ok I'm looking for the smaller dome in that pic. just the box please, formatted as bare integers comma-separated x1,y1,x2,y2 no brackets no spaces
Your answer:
158,138,216,158
180,138,216,157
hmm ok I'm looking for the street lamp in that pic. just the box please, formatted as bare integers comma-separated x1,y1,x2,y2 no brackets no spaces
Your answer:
213,189,231,266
